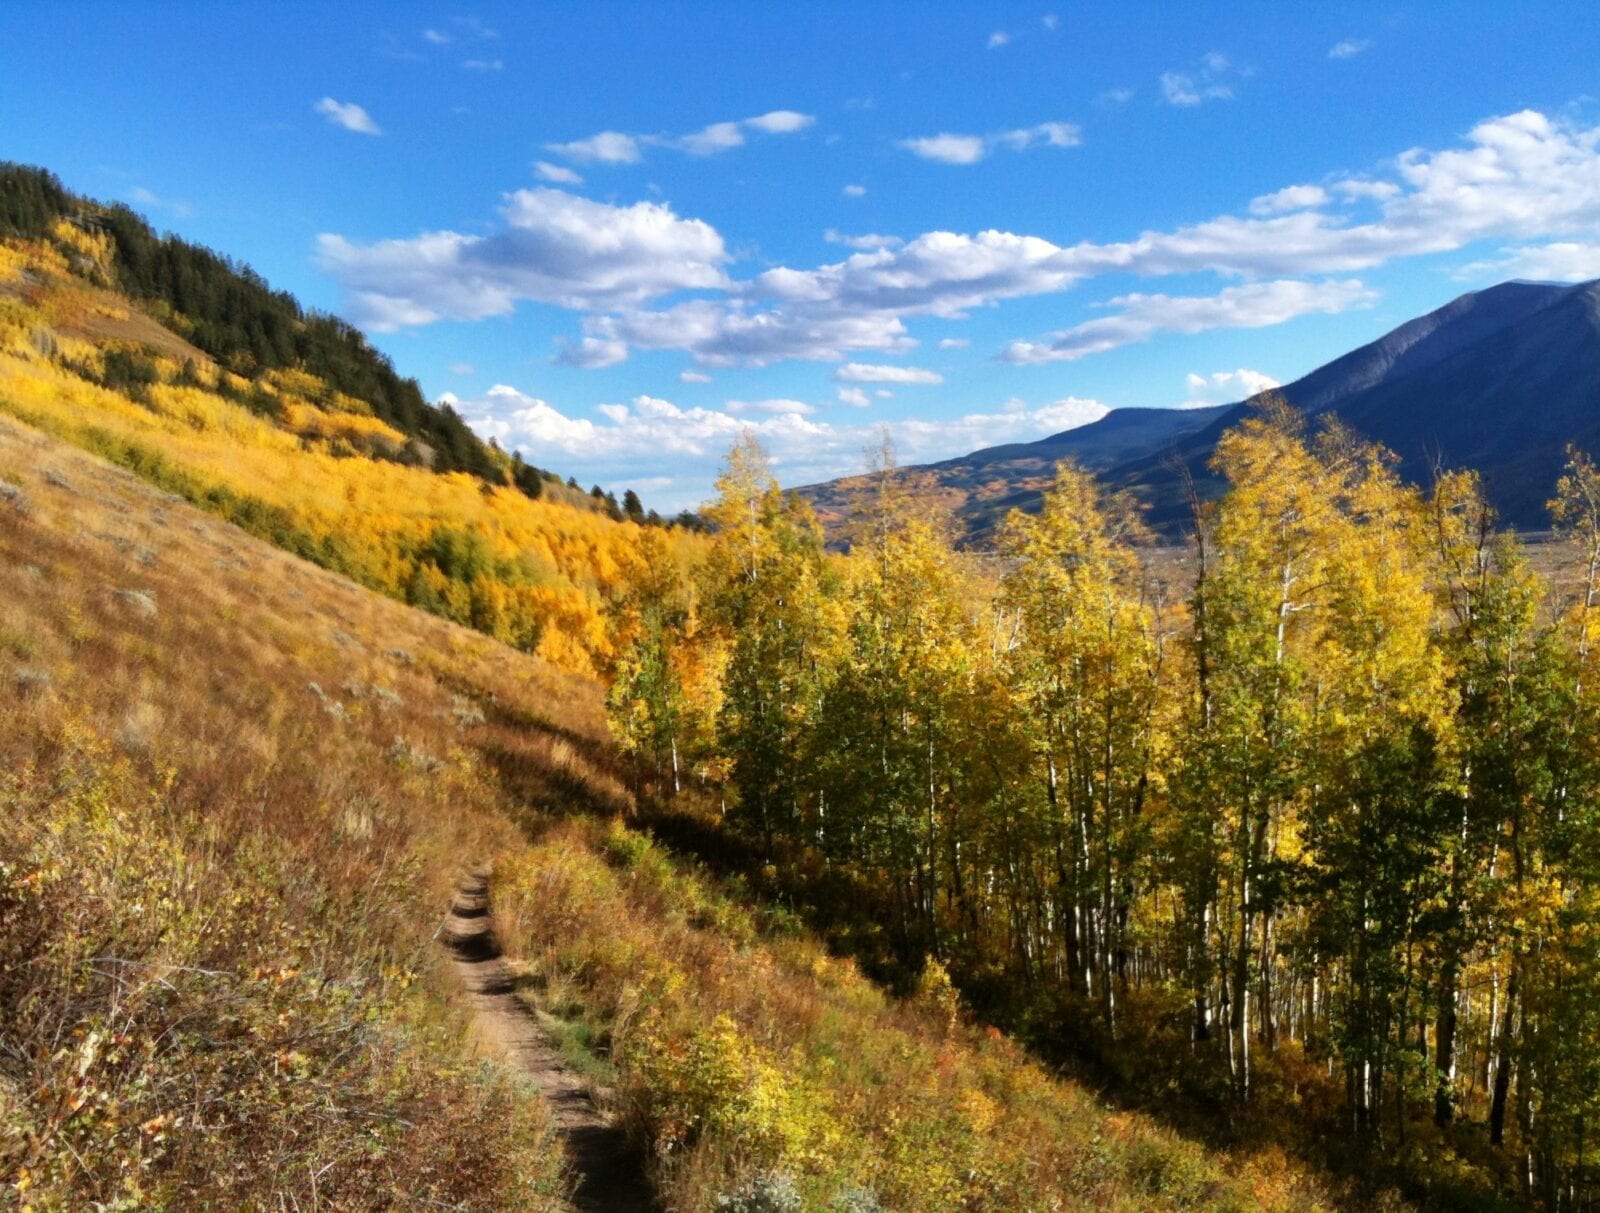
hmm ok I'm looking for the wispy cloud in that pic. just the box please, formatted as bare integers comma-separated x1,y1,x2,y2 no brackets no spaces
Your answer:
825,230,903,251
544,131,641,164
1160,52,1237,106
1248,184,1330,215
987,30,1011,49
462,58,503,71
1002,279,1376,363
546,110,814,165
1329,38,1372,59
534,161,583,185
726,398,815,416
834,362,943,384
314,97,381,135
899,122,1080,165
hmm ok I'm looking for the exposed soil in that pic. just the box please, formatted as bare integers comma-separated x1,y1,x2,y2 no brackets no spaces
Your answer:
442,869,656,1213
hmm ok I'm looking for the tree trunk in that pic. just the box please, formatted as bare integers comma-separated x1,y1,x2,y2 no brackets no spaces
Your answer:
1490,958,1520,1147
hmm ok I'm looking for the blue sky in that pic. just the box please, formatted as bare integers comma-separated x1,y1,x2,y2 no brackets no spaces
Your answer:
6,2,1600,512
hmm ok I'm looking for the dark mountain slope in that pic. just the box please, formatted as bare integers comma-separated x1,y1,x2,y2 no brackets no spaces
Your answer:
1111,278,1600,532
801,278,1600,541
798,405,1230,541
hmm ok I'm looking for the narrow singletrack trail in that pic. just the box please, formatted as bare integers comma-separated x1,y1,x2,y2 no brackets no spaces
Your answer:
442,868,656,1213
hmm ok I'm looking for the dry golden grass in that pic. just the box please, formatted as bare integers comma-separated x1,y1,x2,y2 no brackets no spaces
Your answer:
488,817,1363,1212
0,411,612,1209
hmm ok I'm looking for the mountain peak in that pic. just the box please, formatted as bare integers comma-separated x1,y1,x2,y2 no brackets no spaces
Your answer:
798,279,1600,542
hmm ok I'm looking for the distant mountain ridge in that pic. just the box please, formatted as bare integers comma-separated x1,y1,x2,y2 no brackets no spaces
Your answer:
798,278,1600,541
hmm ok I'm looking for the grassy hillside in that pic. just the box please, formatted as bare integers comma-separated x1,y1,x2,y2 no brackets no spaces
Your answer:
0,384,1355,1207
0,412,588,1208
0,218,700,678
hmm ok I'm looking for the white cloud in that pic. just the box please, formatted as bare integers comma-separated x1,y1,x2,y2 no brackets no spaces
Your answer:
319,188,730,329
314,97,381,135
994,122,1081,151
679,369,713,383
1333,178,1401,201
326,109,1600,373
1042,13,1059,30
899,122,1080,164
1002,279,1376,363
837,386,871,407
1160,53,1236,106
547,111,814,165
534,160,584,185
1096,87,1135,106
835,362,944,384
1329,38,1372,59
747,229,1083,317
726,398,815,415
842,184,867,197
1455,241,1600,282
422,28,451,44
1161,72,1232,106
455,384,1109,507
1249,184,1330,215
673,121,747,156
899,133,988,165
1180,368,1281,409
746,110,814,133
988,30,1011,49
937,337,970,349
581,299,916,367
825,229,903,250
559,334,630,368
463,58,503,71
544,130,641,164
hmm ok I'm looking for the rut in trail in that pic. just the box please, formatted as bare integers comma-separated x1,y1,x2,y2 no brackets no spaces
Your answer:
443,869,656,1213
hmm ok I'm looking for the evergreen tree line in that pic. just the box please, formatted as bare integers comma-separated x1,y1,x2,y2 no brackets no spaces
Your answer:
609,404,1600,1209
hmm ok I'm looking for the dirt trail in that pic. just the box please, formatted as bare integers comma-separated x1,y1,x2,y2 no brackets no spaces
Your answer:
443,869,656,1213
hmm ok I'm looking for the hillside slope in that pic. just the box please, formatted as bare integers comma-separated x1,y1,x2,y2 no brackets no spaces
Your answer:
0,205,698,677
0,411,600,1209
0,390,1342,1208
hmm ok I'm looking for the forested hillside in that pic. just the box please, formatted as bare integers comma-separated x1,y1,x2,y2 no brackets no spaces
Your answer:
0,166,699,677
0,163,514,483
610,409,1600,1209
